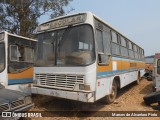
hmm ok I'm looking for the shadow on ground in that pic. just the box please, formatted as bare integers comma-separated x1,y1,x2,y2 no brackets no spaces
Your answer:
139,82,152,95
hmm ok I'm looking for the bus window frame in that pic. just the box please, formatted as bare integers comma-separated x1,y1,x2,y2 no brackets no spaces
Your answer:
102,29,111,54
96,28,104,53
96,28,111,65
9,45,19,62
120,36,127,47
128,41,135,59
36,24,96,67
120,36,129,57
0,42,5,73
0,33,4,41
157,59,160,74
111,31,118,43
111,30,121,56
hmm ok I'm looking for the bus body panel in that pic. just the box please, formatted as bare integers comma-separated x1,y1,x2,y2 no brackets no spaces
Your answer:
32,63,97,102
0,32,8,87
8,67,33,85
32,87,95,102
33,63,97,91
0,68,7,87
0,31,36,93
7,67,33,93
153,53,160,91
95,56,145,100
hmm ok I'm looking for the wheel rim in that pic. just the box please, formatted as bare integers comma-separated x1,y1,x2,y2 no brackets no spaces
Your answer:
110,81,117,100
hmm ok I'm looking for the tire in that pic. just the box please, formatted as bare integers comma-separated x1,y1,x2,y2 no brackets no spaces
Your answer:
143,91,160,106
146,76,153,81
102,80,117,104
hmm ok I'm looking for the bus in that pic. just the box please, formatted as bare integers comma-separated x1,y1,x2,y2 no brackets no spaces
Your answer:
153,53,160,92
32,12,145,104
0,31,36,93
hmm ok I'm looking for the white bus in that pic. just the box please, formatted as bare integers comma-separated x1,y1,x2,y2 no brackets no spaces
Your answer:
153,53,160,91
0,31,36,93
32,12,145,103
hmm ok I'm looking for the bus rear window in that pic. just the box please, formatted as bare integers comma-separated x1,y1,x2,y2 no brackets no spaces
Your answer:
157,59,160,74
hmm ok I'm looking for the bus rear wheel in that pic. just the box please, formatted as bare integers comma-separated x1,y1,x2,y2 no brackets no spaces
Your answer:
103,80,117,104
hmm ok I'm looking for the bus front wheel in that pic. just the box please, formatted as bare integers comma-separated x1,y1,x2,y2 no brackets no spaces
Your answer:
103,80,117,104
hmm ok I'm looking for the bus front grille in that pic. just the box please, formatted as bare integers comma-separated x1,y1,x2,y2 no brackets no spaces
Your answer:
11,99,25,109
0,103,9,111
35,74,84,90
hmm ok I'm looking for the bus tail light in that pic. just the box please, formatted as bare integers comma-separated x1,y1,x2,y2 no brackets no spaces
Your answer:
79,84,90,91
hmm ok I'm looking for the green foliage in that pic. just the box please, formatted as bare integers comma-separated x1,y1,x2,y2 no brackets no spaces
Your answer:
0,0,73,37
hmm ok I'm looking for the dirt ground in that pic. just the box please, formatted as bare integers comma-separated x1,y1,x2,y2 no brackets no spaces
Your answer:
25,79,160,120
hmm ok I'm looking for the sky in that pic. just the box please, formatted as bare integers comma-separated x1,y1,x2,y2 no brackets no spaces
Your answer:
39,0,160,56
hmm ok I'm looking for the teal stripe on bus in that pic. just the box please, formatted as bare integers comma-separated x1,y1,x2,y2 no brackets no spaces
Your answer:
8,78,33,85
97,68,143,77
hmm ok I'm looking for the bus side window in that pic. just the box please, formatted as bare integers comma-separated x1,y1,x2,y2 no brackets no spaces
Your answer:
0,43,5,72
96,29,111,65
120,36,128,57
111,31,120,55
103,31,111,54
133,44,138,59
96,29,104,53
128,41,134,59
157,59,160,74
10,45,19,61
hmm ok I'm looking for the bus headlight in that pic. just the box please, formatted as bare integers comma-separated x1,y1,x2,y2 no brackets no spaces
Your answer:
25,96,32,105
79,84,90,91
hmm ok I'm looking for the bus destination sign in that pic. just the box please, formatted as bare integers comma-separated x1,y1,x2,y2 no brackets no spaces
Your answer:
37,14,86,32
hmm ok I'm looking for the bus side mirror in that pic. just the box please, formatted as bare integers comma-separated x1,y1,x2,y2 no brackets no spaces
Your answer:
98,52,111,65
10,45,19,61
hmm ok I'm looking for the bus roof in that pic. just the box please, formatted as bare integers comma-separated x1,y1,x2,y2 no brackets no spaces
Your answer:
38,11,143,51
92,13,143,51
0,31,37,42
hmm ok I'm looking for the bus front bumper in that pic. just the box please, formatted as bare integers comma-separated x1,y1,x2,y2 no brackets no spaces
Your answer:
31,86,95,103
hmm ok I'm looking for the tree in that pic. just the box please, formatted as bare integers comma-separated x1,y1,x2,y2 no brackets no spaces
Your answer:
0,0,73,37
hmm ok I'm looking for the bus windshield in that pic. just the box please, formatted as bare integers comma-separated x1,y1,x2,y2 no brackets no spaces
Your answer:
0,43,5,72
36,24,95,66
